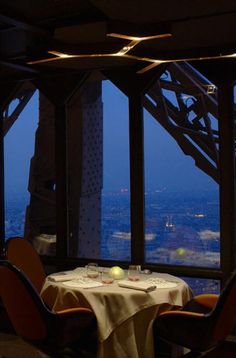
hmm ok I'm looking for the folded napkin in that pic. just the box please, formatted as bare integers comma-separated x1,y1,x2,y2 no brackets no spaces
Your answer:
73,267,87,275
63,279,103,289
146,278,178,288
118,280,156,292
48,272,77,282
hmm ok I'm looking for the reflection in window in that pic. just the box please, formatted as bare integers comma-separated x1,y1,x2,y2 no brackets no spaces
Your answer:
144,64,220,268
101,81,131,261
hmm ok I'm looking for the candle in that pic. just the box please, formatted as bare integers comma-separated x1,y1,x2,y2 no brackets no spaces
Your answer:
109,266,125,280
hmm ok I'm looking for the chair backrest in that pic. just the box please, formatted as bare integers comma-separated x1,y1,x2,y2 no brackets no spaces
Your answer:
6,237,46,293
0,260,48,341
211,270,236,341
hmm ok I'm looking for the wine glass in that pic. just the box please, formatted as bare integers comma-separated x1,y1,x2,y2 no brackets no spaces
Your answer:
86,263,99,279
128,265,141,281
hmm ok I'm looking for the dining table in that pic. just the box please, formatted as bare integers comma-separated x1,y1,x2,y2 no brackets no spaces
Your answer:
40,268,192,358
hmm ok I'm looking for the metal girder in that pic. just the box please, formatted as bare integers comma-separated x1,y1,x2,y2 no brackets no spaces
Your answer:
3,81,36,136
144,61,221,183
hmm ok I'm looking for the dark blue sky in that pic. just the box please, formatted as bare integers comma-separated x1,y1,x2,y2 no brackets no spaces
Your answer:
102,81,217,194
4,92,38,197
4,81,217,197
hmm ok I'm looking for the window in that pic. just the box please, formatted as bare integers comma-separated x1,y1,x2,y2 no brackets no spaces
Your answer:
144,65,220,269
4,91,38,239
101,81,131,261
70,80,131,260
181,277,220,295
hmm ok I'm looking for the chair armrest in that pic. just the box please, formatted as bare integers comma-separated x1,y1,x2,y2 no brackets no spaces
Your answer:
55,307,93,317
50,307,96,346
53,307,96,330
182,294,219,314
159,310,204,319
155,309,214,351
192,294,219,309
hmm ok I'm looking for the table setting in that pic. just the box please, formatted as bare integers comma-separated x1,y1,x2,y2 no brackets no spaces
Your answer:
47,263,180,292
42,264,192,358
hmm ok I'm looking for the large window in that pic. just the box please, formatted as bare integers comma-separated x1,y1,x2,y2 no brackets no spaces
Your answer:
2,65,235,300
70,80,131,260
144,65,220,270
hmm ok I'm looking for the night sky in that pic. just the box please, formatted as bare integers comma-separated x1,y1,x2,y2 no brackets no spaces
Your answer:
4,80,218,197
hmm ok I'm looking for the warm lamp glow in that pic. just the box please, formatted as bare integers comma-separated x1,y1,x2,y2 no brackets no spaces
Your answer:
224,53,236,58
136,61,164,74
107,32,172,41
136,52,236,74
109,266,125,280
27,29,171,66
48,51,72,58
27,36,236,77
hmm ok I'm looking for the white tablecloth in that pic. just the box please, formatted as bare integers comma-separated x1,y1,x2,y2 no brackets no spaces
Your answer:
32,234,56,256
41,271,192,358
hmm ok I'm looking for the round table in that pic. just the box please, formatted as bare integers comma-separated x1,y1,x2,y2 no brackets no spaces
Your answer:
41,270,192,358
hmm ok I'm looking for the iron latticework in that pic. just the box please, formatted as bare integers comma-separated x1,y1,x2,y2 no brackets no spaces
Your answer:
144,62,219,183
3,82,35,136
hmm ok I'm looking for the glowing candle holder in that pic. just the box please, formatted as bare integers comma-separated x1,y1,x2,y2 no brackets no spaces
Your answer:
109,266,125,280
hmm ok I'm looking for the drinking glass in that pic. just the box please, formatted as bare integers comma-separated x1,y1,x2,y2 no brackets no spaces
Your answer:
86,263,99,279
101,269,114,284
128,265,141,281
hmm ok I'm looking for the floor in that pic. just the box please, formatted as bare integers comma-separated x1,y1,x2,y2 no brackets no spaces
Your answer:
1,332,236,358
202,340,236,358
0,333,96,358
0,333,49,358
157,336,236,358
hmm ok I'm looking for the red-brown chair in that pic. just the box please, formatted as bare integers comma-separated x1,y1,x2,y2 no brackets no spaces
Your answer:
0,260,97,357
6,237,46,293
153,271,236,357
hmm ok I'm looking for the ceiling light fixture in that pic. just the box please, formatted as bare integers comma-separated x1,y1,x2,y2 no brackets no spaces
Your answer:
28,49,236,73
224,53,236,58
137,52,236,74
115,40,139,56
106,32,172,41
27,28,171,65
27,29,236,75
27,39,142,64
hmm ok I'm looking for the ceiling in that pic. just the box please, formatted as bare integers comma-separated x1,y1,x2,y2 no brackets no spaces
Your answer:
0,0,236,83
